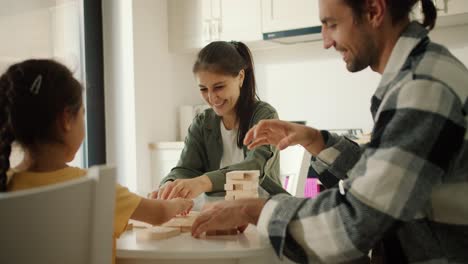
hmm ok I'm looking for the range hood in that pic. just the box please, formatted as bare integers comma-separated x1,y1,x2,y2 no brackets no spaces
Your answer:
262,25,322,44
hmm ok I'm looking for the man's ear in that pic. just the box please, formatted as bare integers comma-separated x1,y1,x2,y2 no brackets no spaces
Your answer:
366,0,386,28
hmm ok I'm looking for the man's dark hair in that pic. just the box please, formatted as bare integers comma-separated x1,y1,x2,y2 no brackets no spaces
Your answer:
343,0,437,30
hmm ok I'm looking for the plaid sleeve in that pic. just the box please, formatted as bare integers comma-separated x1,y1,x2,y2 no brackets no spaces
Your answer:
257,79,465,263
310,132,362,188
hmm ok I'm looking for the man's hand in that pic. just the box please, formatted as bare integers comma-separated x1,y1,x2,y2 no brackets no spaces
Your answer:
191,198,267,238
244,119,325,156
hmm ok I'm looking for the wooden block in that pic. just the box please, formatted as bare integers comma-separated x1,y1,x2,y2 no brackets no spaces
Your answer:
224,183,234,191
125,222,134,231
226,190,258,196
225,179,259,186
161,211,200,232
206,228,238,236
234,192,259,199
129,219,152,229
136,226,180,240
226,171,246,180
226,170,260,181
225,194,235,200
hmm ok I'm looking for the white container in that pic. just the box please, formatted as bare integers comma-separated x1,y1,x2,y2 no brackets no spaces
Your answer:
149,142,185,188
178,104,210,141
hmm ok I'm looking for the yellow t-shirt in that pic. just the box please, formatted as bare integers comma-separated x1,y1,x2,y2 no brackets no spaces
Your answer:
8,166,142,263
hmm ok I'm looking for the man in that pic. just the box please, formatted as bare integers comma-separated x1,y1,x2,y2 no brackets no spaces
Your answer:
191,0,468,263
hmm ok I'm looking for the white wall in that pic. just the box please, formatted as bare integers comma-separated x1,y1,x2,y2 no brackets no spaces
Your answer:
132,0,202,195
253,24,468,133
0,7,52,72
103,0,201,194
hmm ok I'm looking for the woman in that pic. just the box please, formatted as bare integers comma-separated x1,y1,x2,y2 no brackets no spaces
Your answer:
155,41,287,199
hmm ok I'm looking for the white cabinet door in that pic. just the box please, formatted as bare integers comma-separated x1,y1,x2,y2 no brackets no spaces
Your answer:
219,0,262,42
168,0,205,52
261,0,321,33
169,0,264,53
433,0,468,16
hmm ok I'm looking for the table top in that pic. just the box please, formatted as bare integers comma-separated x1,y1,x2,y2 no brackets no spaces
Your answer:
117,193,275,260
116,224,274,260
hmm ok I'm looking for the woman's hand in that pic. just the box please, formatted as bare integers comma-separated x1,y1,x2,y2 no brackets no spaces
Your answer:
244,119,325,156
159,175,213,200
147,181,171,199
191,198,267,238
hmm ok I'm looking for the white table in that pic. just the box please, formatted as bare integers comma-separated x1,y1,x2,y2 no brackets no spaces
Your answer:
116,194,293,264
116,225,285,264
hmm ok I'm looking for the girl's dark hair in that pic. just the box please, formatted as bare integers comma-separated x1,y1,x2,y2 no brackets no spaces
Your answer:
344,0,437,30
0,59,83,191
193,41,259,148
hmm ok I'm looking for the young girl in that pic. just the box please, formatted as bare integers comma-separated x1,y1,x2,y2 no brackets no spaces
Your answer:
155,41,287,199
0,59,193,261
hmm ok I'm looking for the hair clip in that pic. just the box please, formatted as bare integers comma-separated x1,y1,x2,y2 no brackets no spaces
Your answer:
30,74,42,95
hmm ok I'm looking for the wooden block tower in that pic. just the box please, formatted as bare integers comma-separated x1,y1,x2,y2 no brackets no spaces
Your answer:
224,170,260,200
206,170,261,236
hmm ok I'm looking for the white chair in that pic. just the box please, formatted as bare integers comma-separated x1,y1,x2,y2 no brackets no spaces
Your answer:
0,165,116,264
289,148,312,197
280,145,312,197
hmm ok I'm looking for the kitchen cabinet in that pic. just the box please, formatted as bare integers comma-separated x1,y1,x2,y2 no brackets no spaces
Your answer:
261,0,321,33
219,0,262,42
168,0,262,53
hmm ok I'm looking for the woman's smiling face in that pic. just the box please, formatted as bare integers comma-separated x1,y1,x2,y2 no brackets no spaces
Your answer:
196,70,244,118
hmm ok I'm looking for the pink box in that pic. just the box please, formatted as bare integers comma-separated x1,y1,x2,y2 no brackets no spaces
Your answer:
283,177,319,198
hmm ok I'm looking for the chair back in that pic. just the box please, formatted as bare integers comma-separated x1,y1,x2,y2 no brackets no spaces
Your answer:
0,165,116,264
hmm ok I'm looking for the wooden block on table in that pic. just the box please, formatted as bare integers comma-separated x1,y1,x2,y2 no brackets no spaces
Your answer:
136,226,180,240
225,194,235,200
128,219,152,229
125,222,134,231
206,228,238,236
161,211,200,232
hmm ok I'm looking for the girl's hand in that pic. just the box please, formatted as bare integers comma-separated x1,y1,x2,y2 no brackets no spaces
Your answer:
167,197,194,217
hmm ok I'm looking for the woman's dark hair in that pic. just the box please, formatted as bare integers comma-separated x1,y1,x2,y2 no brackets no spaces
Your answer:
344,0,437,30
0,59,83,191
193,41,259,148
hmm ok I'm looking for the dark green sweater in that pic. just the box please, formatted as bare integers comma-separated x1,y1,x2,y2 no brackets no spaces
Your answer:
161,101,287,195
